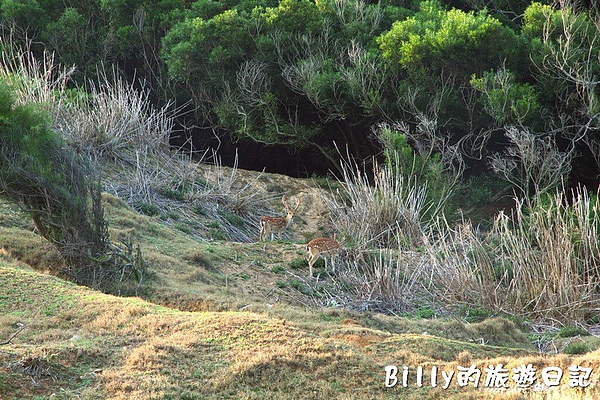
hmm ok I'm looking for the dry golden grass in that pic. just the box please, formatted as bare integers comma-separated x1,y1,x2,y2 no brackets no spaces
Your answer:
425,188,600,325
1,172,600,399
2,41,600,399
2,250,600,399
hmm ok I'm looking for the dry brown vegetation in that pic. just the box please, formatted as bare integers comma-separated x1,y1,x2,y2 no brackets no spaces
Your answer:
0,257,597,400
1,168,600,399
2,43,600,399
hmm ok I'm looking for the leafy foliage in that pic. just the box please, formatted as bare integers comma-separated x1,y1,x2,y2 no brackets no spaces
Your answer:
377,0,525,78
377,124,459,218
3,0,597,187
0,80,145,292
470,68,541,127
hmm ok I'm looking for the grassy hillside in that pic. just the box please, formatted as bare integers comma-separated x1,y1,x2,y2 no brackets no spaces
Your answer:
2,260,597,400
1,166,600,399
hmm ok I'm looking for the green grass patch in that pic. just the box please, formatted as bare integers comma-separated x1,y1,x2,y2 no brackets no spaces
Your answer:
271,265,286,274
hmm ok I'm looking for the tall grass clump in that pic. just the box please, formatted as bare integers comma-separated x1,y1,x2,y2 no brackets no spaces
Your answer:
0,39,174,162
426,187,600,324
189,151,272,242
0,39,269,242
326,237,430,314
320,146,450,312
323,154,432,249
318,120,464,312
324,121,461,249
375,120,464,219
0,40,73,109
57,69,175,162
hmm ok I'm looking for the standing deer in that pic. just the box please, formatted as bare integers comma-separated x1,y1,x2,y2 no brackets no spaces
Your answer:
259,195,300,241
306,235,342,277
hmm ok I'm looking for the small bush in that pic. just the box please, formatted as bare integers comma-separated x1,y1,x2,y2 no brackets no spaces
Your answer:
415,307,435,319
160,186,187,201
208,222,227,241
288,257,307,269
183,251,214,270
462,308,492,323
175,224,192,234
193,205,207,216
134,202,160,216
564,341,590,355
558,325,589,338
217,209,245,227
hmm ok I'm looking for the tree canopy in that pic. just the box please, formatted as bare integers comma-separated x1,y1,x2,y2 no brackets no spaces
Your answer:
1,0,599,188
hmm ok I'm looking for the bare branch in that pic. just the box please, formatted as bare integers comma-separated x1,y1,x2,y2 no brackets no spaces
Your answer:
0,322,25,346
488,127,574,198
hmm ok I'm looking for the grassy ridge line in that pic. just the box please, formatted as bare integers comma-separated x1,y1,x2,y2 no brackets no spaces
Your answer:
1,262,600,398
0,262,390,399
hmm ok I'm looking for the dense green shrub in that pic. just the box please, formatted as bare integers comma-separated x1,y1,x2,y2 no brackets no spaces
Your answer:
1,0,599,200
0,80,145,291
377,0,526,78
377,125,457,219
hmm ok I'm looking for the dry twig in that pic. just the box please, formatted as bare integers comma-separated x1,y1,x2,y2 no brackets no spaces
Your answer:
0,322,25,345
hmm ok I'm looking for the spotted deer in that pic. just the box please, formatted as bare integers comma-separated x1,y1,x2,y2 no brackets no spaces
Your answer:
306,235,342,277
259,195,300,241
